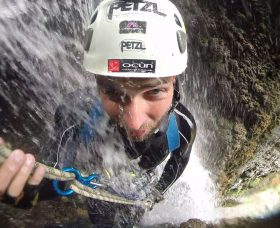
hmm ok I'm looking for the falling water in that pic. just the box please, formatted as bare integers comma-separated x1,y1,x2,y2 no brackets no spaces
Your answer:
141,149,218,225
0,0,96,148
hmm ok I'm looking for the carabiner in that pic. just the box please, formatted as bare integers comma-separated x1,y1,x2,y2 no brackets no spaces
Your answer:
53,167,100,196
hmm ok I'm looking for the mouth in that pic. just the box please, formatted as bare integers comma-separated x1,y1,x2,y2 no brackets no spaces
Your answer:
129,129,146,139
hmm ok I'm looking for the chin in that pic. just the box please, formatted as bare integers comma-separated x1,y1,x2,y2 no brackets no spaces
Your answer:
130,130,154,143
130,136,146,143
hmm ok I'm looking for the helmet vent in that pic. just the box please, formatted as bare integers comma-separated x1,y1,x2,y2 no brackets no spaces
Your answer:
174,14,182,27
84,28,94,52
177,30,187,53
90,11,98,24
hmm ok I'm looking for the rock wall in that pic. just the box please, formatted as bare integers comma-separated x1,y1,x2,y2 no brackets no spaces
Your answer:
174,0,280,191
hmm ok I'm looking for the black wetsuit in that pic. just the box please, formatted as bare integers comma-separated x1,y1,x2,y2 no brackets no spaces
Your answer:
20,87,196,227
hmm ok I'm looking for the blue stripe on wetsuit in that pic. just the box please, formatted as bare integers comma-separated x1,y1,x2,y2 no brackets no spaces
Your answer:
80,103,104,146
166,112,180,153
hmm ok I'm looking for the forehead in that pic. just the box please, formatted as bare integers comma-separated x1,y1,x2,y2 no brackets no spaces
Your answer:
96,76,172,89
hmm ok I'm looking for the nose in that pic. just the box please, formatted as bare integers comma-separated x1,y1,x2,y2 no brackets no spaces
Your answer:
121,97,148,130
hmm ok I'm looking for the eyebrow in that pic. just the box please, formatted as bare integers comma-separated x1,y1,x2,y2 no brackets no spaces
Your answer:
97,77,171,91
133,79,169,89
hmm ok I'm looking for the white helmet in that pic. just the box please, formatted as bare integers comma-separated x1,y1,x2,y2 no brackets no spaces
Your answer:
83,0,188,78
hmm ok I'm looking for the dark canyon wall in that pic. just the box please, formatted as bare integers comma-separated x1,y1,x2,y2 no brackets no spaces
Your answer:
175,0,280,190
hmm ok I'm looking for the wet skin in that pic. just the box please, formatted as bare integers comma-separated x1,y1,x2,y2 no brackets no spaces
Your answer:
0,138,45,200
96,76,175,142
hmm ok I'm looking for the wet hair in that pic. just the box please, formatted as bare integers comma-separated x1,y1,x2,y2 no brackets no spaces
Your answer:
95,75,174,89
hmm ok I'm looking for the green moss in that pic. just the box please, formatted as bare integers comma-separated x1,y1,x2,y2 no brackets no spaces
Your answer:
223,172,280,204
248,177,261,188
200,37,209,44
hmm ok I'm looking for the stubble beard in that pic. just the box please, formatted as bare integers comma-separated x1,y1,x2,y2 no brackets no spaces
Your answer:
117,115,166,143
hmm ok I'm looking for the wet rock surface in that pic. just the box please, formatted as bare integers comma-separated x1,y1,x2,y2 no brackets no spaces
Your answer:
0,197,92,228
228,126,280,192
176,0,280,183
0,0,86,152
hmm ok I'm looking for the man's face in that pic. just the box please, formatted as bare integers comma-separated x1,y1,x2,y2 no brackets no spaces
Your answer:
96,76,175,142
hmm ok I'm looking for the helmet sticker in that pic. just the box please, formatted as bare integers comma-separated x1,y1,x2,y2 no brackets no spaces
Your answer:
120,40,146,52
108,1,166,20
108,59,121,72
119,21,147,34
108,59,156,73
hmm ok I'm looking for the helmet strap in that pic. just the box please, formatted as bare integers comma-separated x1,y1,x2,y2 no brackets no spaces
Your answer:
169,78,180,113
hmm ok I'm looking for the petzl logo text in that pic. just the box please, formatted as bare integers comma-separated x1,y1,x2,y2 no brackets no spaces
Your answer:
108,59,121,72
121,40,146,52
108,1,167,20
119,21,146,34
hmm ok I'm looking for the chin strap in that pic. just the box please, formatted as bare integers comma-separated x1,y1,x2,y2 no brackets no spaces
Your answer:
170,78,180,113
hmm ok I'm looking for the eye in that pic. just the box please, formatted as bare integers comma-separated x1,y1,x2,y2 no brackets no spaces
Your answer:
101,87,128,103
144,88,168,100
147,88,164,95
102,88,120,97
